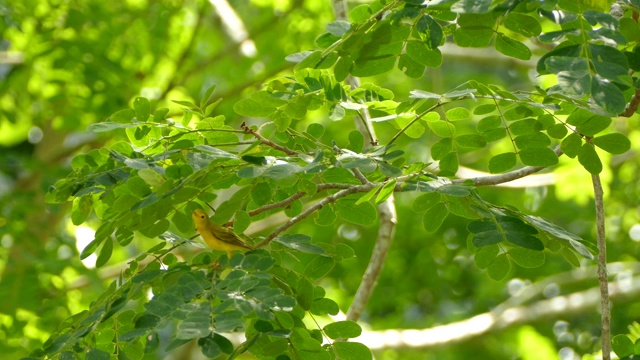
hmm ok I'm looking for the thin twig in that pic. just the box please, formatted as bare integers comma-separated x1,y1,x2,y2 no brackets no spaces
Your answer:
256,183,377,247
620,88,640,117
352,168,369,184
247,183,354,218
592,173,611,360
241,122,298,155
248,191,306,217
387,102,445,146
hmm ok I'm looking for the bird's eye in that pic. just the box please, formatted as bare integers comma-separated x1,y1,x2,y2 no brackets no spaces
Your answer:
200,215,205,219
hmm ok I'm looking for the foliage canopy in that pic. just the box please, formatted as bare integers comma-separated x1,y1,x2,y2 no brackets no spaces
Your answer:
2,0,640,359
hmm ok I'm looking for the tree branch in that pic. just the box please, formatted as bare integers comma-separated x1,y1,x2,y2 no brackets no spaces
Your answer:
592,173,611,360
452,146,563,186
355,274,640,350
620,88,640,117
332,0,398,323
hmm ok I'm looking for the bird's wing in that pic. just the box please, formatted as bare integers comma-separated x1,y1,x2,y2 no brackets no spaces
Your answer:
214,226,253,248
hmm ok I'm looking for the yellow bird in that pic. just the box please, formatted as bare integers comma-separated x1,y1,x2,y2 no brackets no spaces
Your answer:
192,209,254,257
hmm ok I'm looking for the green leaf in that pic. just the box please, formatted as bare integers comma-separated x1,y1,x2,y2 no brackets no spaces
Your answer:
514,133,551,150
412,192,441,212
557,70,591,96
140,219,171,238
376,180,396,204
350,4,372,23
251,182,272,206
398,53,426,78
86,348,110,360
138,168,165,187
518,148,558,166
562,247,581,267
611,334,635,358
315,204,338,226
96,239,113,268
438,184,472,197
469,221,496,235
495,33,531,60
198,335,221,358
71,195,93,225
336,198,377,225
87,122,140,132
545,56,588,74
290,328,322,352
110,109,136,123
297,278,314,310
474,104,496,115
311,298,340,316
509,119,536,135
487,253,510,281
133,97,150,122
591,75,626,115
233,99,276,118
405,40,442,68
576,115,611,136
172,99,197,109
488,152,516,173
165,338,192,352
578,143,602,174
474,245,499,269
431,138,453,160
503,13,541,37
352,55,396,77
322,168,360,184
274,234,326,255
592,133,631,154
333,342,372,360
503,106,533,121
348,130,364,153
524,215,595,259
446,107,470,121
294,50,323,69
482,128,507,142
507,247,545,268
455,134,486,148
323,321,362,340
116,227,134,246
467,219,498,234
453,27,494,47
334,56,353,82
439,151,459,176
473,230,503,247
546,123,568,139
233,210,251,234
178,318,211,340
504,232,543,251
422,202,448,233
417,14,443,49
80,238,103,260
477,115,501,132
304,256,335,280
452,0,493,13
200,84,217,108
561,133,582,158
326,20,351,37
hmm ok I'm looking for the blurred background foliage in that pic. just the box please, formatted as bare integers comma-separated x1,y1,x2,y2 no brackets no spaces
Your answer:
1,0,640,359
